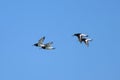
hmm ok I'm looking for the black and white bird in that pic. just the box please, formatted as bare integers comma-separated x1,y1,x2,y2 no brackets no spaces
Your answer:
73,33,88,43
43,42,55,50
33,36,55,50
33,36,45,47
81,38,92,47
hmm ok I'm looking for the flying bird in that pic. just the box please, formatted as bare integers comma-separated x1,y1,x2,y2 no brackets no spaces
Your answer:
43,42,55,50
33,36,55,50
33,36,45,47
81,38,92,47
73,33,88,43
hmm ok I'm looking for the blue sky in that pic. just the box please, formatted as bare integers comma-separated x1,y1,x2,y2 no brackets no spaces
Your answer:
0,0,120,80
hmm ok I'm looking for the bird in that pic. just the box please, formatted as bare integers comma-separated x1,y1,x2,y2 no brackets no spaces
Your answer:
33,36,45,47
73,33,88,43
33,36,55,50
43,42,55,50
81,38,92,47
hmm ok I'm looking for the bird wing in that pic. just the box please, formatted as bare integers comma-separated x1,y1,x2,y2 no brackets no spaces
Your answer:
38,36,45,44
81,34,88,37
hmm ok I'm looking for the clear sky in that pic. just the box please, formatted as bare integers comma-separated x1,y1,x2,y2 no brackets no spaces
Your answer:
0,0,120,80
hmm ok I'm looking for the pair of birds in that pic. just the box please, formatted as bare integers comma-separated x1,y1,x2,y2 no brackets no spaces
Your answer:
73,33,92,47
33,36,55,50
33,33,92,50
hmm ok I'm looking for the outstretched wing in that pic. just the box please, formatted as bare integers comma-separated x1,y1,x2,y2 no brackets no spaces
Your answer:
38,36,45,44
45,42,53,47
81,33,88,37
